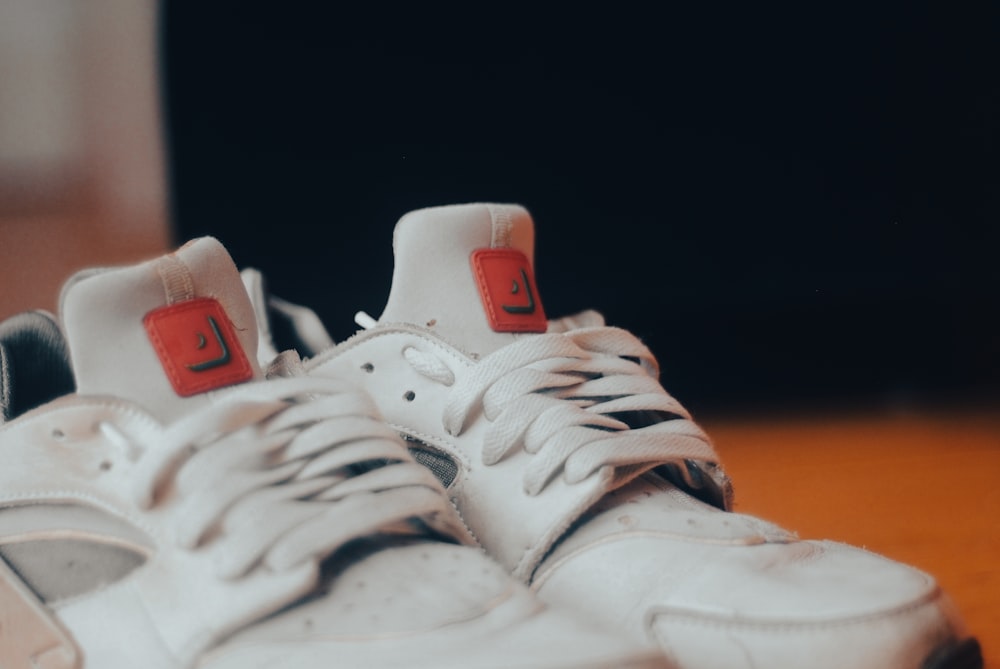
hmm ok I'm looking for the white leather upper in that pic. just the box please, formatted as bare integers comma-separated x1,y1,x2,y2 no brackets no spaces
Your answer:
310,325,619,579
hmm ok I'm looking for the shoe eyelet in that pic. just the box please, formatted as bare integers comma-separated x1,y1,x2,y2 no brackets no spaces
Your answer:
403,390,416,402
361,362,374,373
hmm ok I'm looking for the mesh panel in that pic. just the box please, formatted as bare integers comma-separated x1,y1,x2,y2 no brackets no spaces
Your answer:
1,539,145,603
406,441,459,488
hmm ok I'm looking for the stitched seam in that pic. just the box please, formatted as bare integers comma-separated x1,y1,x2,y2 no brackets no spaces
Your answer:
0,490,160,540
389,422,472,471
470,251,500,330
385,422,481,548
648,586,944,631
309,325,479,369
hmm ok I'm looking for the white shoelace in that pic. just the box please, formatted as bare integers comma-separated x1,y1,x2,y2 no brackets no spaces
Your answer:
100,375,456,580
404,326,720,496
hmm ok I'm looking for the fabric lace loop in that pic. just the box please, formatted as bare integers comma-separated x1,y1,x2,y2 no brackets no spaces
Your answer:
409,325,721,496
110,375,457,581
404,346,455,385
481,394,625,466
443,334,590,435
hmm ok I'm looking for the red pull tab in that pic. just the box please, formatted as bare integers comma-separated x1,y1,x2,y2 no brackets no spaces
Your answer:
144,297,254,396
471,249,547,333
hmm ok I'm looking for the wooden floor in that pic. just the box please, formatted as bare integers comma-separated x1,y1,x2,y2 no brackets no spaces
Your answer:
702,404,999,668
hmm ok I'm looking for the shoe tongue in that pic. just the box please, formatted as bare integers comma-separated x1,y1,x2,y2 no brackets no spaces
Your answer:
60,237,264,422
378,203,548,356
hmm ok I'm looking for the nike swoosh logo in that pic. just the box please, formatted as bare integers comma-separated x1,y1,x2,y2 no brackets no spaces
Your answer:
502,269,537,314
186,316,232,371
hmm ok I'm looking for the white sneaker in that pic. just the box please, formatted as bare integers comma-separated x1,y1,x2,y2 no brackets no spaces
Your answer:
0,237,668,669
250,203,982,669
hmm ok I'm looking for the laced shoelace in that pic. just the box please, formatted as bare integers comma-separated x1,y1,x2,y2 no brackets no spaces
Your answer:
403,326,720,496
101,375,454,580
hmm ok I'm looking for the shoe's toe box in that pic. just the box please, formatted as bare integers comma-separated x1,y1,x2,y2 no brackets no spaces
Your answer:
536,533,967,668
531,482,970,669
204,542,669,669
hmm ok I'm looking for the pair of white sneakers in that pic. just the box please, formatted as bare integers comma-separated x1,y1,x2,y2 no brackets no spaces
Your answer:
0,203,981,668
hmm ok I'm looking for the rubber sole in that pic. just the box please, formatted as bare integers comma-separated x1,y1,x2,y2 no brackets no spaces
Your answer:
923,638,983,669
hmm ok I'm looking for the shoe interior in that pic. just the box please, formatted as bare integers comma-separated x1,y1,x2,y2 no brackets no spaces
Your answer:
0,311,74,422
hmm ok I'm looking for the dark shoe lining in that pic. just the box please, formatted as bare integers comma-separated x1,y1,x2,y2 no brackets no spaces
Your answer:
0,311,75,421
923,638,983,669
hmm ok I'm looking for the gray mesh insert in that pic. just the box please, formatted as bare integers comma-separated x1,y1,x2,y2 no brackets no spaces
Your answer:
1,539,145,604
404,438,459,488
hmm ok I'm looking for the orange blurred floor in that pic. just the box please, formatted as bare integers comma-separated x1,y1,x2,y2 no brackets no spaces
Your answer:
702,404,1000,668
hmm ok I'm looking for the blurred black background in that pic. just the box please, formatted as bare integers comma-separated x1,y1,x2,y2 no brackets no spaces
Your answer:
162,3,999,415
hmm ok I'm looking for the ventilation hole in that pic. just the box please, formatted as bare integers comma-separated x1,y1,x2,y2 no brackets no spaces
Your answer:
51,428,65,440
361,362,374,373
404,390,416,402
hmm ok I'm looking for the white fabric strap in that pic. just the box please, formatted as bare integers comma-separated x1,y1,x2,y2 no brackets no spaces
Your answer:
156,254,195,305
487,203,513,248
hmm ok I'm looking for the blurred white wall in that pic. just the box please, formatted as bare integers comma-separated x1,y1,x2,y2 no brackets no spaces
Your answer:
0,0,171,319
